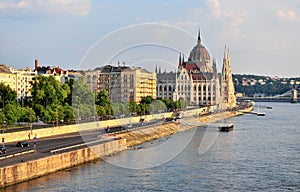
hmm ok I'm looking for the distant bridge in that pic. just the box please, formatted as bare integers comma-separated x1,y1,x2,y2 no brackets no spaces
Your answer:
237,97,292,102
237,88,299,103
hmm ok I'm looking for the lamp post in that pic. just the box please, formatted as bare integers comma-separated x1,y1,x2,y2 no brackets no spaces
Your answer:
30,107,32,134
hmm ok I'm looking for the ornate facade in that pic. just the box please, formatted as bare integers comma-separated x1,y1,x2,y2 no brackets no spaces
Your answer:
156,30,236,109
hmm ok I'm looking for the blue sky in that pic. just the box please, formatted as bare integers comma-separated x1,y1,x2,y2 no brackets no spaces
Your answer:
1,0,300,77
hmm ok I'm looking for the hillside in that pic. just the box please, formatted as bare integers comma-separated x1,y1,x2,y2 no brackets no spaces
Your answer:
232,74,299,96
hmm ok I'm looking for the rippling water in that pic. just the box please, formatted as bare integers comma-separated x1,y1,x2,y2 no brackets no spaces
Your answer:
3,103,300,192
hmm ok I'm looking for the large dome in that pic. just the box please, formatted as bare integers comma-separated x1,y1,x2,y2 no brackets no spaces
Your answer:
188,31,212,72
189,43,210,62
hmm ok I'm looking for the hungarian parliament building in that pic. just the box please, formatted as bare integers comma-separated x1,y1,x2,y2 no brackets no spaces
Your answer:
156,31,236,110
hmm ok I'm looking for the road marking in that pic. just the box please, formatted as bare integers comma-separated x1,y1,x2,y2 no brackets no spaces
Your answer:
0,150,35,160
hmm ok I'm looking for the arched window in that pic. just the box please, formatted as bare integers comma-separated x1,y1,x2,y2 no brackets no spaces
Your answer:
159,85,162,92
169,85,172,92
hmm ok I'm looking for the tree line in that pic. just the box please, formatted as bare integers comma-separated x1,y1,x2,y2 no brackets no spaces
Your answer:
0,76,183,126
233,74,293,96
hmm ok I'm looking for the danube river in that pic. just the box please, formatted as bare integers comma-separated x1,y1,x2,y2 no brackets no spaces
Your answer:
4,103,300,191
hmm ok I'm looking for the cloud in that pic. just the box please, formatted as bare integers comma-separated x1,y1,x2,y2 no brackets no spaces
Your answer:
206,0,221,18
277,10,297,20
0,0,92,16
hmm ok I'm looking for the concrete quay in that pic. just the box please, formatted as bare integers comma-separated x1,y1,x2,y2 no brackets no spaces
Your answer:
0,139,126,188
0,106,252,188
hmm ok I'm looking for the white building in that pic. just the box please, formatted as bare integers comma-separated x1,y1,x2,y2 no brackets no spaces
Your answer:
157,30,236,110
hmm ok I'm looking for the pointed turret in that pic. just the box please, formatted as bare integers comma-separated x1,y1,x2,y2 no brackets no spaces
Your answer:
221,46,236,109
212,58,217,78
223,46,227,61
178,53,182,69
159,66,161,74
227,48,230,63
155,65,158,73
197,29,201,44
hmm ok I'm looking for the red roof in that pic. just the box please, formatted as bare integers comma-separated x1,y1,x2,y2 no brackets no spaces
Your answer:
185,63,199,71
191,72,206,81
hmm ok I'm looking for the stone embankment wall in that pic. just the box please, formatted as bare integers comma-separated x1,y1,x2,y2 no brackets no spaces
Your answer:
0,139,126,188
3,113,173,143
118,109,252,147
0,107,252,188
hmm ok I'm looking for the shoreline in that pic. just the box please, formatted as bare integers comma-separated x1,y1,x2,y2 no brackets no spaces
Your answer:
0,106,253,188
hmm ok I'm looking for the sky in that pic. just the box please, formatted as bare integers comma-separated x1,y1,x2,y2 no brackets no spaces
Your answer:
1,0,300,77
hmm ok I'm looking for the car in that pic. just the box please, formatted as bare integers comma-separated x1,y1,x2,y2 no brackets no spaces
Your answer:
175,113,182,119
164,117,174,122
16,141,30,147
0,146,6,154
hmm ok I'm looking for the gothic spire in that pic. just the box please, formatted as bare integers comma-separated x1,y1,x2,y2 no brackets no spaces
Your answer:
224,45,227,61
227,48,230,63
159,65,161,74
155,65,158,73
178,52,182,68
213,58,217,73
197,29,201,44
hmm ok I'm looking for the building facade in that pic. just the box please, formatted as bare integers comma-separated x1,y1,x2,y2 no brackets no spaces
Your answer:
98,65,156,103
0,65,16,92
156,71,176,100
9,67,37,99
156,30,236,109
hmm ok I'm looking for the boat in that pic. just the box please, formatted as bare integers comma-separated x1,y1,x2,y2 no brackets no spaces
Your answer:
256,106,266,116
219,123,234,132
257,112,266,116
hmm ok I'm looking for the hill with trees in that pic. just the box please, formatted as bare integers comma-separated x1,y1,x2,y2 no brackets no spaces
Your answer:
233,74,299,96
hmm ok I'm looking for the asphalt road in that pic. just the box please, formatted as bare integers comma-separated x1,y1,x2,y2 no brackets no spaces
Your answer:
0,119,165,167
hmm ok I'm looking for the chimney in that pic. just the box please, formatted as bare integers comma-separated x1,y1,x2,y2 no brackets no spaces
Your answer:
35,59,39,69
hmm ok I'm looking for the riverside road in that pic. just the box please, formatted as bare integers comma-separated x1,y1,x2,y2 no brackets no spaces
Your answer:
0,119,163,167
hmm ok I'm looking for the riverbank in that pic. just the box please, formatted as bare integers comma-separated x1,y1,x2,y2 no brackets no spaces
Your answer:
117,109,251,147
0,139,126,188
0,107,252,188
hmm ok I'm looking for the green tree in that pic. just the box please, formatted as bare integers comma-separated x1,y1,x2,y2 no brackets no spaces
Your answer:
72,77,95,120
140,96,154,104
18,107,36,124
4,103,21,125
173,101,181,110
65,79,74,106
31,76,70,109
129,101,138,113
31,76,71,123
40,106,56,124
95,89,112,116
63,104,74,123
96,105,106,117
0,83,17,108
96,90,111,107
0,111,6,126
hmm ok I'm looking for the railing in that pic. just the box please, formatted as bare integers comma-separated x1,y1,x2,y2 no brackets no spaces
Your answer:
237,97,293,102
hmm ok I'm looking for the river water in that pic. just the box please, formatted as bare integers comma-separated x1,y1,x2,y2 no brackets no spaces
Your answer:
3,103,300,192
